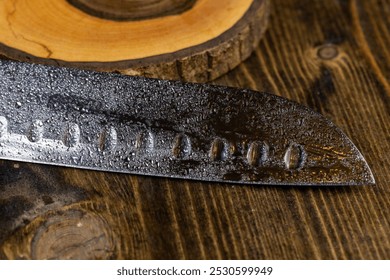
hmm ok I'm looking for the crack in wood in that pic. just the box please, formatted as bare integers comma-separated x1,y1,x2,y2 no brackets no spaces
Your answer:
5,0,18,39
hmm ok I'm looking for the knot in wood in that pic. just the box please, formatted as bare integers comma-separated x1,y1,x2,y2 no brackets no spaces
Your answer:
317,44,339,60
31,210,116,259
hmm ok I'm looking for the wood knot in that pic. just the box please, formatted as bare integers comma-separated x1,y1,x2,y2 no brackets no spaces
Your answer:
30,209,116,259
317,44,339,60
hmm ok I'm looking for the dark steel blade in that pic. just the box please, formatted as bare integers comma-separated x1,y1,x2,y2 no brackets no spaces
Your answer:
0,59,374,185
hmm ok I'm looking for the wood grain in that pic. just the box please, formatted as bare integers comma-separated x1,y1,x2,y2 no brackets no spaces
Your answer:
0,0,270,82
0,0,389,259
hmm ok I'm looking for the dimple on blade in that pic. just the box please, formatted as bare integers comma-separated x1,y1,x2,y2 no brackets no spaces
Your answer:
0,60,375,185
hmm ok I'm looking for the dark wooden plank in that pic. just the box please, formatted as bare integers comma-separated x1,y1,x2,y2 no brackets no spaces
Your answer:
0,0,389,259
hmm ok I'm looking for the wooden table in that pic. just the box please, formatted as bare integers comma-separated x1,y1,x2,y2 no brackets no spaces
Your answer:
0,0,389,259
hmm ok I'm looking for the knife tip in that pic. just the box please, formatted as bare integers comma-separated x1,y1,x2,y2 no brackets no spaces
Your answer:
363,165,376,186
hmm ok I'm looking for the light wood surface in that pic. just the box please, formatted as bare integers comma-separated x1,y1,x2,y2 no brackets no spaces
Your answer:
0,0,270,82
0,0,389,259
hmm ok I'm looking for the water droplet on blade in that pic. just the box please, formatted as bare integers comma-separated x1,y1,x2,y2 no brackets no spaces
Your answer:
172,134,192,158
135,131,154,152
0,116,8,138
284,143,306,170
28,120,44,142
210,138,226,161
247,141,269,166
99,126,117,151
64,123,81,147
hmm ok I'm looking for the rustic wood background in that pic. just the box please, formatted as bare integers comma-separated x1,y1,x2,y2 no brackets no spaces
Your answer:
0,0,389,259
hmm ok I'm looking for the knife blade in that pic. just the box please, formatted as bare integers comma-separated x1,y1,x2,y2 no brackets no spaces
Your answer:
0,59,374,185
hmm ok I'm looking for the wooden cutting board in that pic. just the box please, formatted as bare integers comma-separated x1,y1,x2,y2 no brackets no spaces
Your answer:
0,0,269,82
0,0,389,259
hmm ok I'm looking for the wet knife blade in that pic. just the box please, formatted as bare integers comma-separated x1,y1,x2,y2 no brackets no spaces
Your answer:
0,59,374,185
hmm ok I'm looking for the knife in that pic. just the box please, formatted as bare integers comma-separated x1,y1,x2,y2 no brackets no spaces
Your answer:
0,59,374,185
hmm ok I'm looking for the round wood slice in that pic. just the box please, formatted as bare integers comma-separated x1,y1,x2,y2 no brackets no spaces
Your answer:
0,0,270,82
